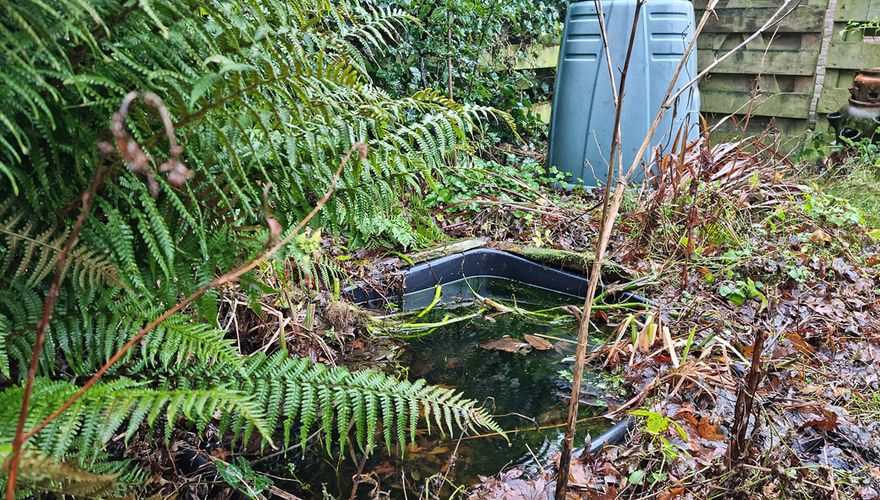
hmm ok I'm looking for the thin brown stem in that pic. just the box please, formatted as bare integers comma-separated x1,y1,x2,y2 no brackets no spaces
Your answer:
6,89,185,498
4,151,109,500
20,143,363,445
555,2,643,496
349,450,370,500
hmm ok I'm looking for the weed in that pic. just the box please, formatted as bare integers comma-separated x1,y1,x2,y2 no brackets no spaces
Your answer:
215,457,273,499
718,278,767,310
628,409,690,486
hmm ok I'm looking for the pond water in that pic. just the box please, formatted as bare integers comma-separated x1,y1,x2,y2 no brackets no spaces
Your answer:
272,278,619,498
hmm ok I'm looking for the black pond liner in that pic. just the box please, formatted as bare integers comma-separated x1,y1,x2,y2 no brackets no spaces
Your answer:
345,248,647,457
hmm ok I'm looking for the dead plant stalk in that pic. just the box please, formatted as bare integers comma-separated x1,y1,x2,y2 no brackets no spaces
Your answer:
6,90,185,500
557,0,799,495
5,156,107,500
727,328,767,469
556,1,644,495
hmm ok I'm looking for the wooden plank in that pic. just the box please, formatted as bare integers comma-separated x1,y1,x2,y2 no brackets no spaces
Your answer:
700,89,813,118
704,114,812,142
510,44,559,71
532,102,552,124
825,39,880,69
698,48,819,75
705,114,811,132
833,0,880,22
817,87,853,114
489,44,557,70
509,45,824,75
695,7,827,33
700,73,802,94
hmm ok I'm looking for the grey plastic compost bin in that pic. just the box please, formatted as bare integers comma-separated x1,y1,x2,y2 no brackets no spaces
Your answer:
547,0,700,186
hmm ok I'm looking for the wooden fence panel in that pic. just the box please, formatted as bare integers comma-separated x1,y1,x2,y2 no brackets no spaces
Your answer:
507,0,880,148
817,0,880,131
694,0,829,143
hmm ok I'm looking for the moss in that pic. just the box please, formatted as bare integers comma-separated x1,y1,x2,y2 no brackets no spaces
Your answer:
496,243,638,279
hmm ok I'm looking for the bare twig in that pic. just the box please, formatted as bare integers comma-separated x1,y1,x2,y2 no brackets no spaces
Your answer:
662,1,800,115
5,148,109,500
555,2,644,496
349,451,370,500
555,0,792,490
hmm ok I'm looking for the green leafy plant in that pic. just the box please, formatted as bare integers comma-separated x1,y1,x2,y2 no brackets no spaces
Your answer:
718,278,768,310
369,0,566,147
629,409,689,486
0,445,143,498
802,192,865,228
0,0,505,493
630,410,687,442
843,19,880,36
215,457,274,499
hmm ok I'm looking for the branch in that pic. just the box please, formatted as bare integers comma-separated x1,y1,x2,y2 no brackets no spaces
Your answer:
6,90,186,500
555,1,643,496
21,141,363,443
4,148,109,500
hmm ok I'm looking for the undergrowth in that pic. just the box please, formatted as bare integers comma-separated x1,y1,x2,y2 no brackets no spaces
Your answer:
0,0,507,495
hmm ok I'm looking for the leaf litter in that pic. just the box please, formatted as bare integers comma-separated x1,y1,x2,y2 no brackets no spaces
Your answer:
439,137,880,498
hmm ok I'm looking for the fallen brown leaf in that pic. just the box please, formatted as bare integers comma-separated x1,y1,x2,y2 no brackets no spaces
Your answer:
479,336,530,354
785,332,815,355
658,487,685,500
695,417,724,441
799,408,839,432
523,334,553,350
808,229,832,245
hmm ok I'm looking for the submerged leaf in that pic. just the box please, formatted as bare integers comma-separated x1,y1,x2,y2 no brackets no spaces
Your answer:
479,336,530,354
523,334,553,351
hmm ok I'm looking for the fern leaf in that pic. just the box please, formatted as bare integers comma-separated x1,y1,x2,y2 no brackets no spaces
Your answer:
0,379,272,461
0,445,120,498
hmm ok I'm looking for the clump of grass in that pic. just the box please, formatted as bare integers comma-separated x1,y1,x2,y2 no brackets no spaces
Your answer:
849,391,880,421
825,164,880,228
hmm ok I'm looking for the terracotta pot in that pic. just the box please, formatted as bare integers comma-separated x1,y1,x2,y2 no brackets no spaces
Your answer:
850,68,880,107
829,68,880,142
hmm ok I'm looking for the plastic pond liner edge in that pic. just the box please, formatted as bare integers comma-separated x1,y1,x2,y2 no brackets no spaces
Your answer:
344,248,644,458
346,247,652,310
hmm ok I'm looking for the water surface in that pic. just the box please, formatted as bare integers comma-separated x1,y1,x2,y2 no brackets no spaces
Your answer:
274,278,616,497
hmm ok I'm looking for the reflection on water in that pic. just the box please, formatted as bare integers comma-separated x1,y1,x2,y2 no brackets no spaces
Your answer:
271,278,615,498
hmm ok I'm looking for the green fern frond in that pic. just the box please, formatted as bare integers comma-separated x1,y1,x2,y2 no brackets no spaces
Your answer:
0,445,120,499
1,305,241,380
0,1,510,494
237,353,503,453
0,200,120,289
0,313,9,379
0,378,271,462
